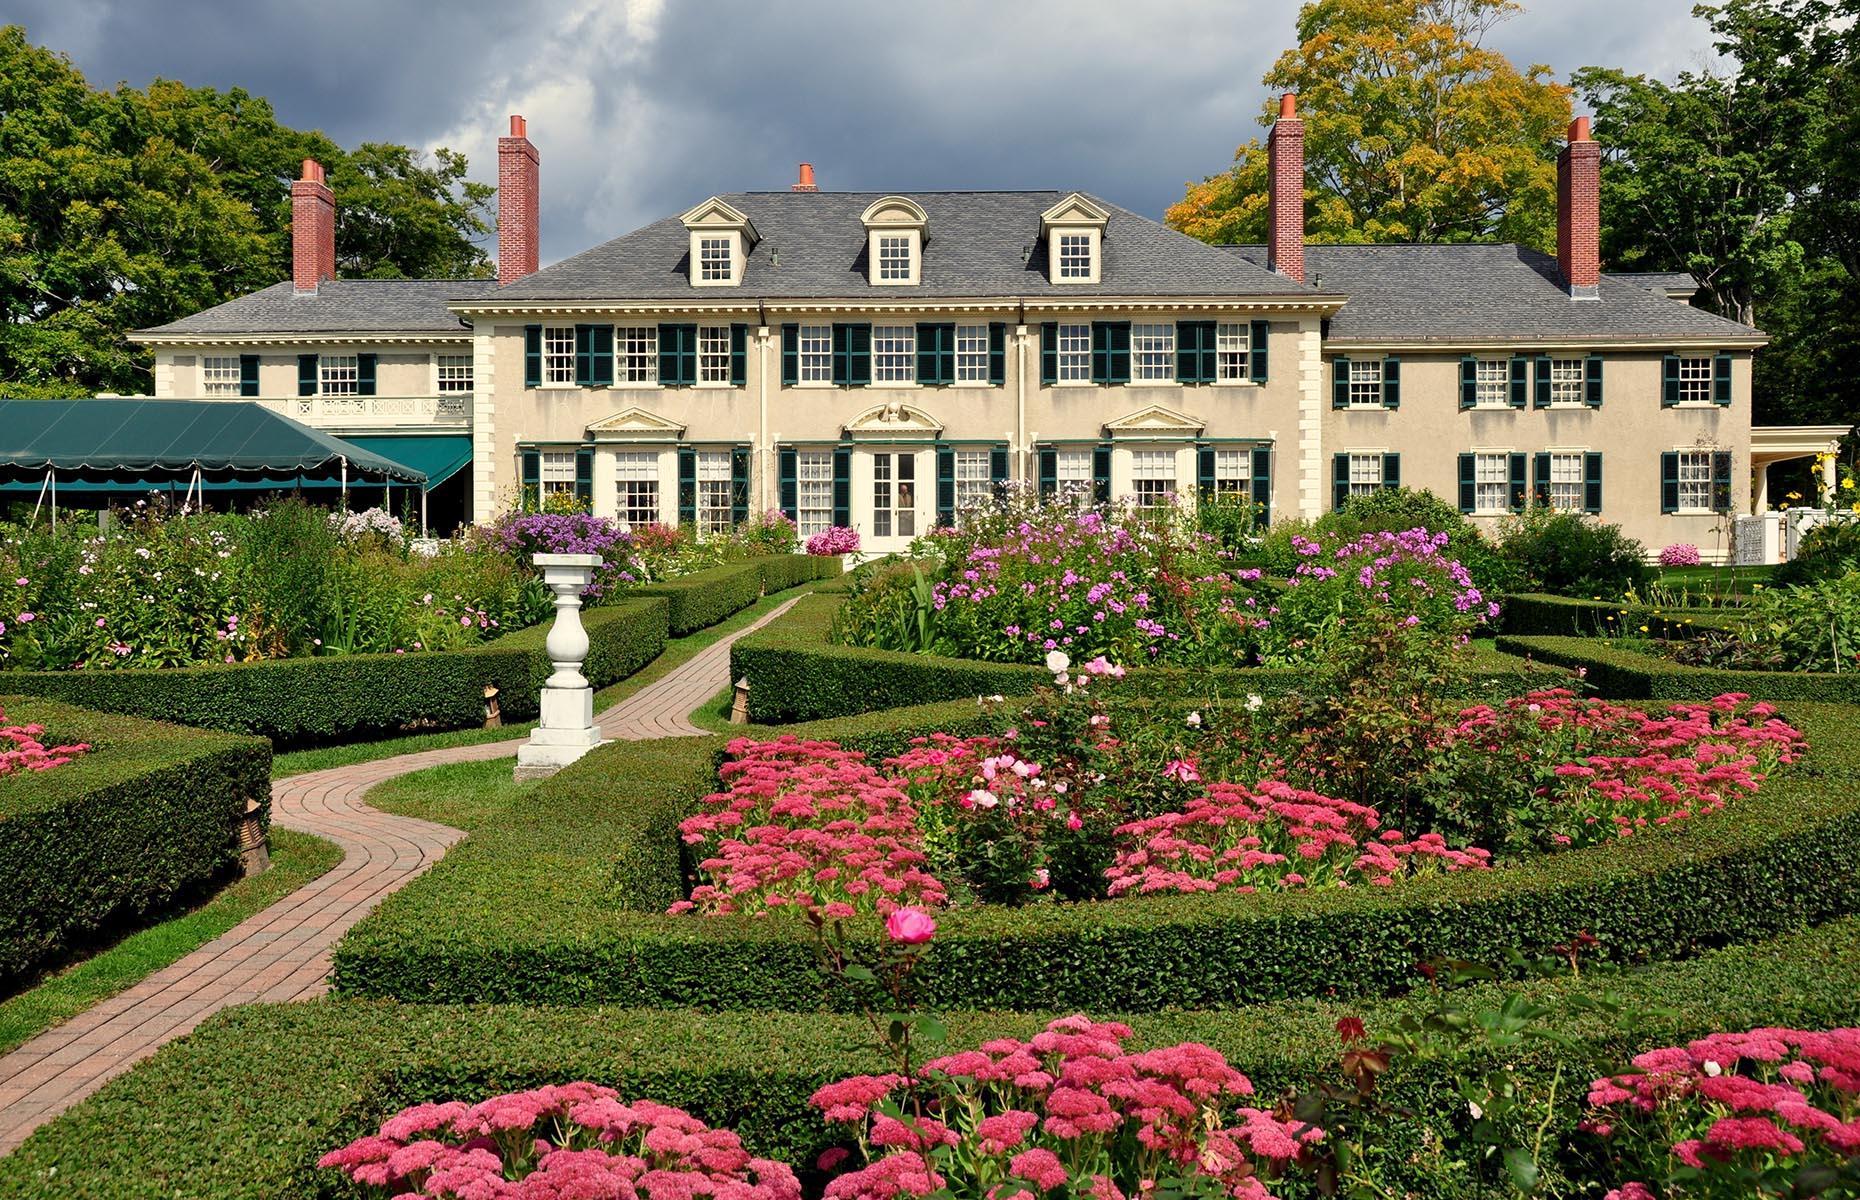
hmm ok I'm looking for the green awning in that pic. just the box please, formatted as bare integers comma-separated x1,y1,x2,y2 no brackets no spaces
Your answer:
341,435,473,488
0,399,426,485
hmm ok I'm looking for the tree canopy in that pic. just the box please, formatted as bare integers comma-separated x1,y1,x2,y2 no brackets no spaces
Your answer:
0,26,493,398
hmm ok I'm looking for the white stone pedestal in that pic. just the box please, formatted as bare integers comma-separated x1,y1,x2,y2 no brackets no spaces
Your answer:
515,553,606,781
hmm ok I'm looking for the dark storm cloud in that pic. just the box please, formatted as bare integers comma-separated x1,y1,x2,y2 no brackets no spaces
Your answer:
14,0,1721,268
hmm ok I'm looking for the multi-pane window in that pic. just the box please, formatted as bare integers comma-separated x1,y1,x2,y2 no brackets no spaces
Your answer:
1212,448,1250,494
873,325,915,383
202,356,242,396
954,449,992,513
1131,324,1176,382
877,235,913,281
796,451,833,537
1215,324,1250,382
698,237,732,282
614,452,659,528
1131,449,1176,506
1056,324,1091,382
543,327,575,384
1677,450,1713,511
1548,452,1585,512
620,327,658,384
319,354,359,396
1348,454,1384,498
539,450,577,500
954,324,990,382
436,354,473,394
1549,358,1586,405
1348,360,1384,407
697,326,732,384
696,451,733,535
798,325,832,383
1676,356,1714,404
1474,452,1510,513
873,452,916,539
1474,358,1509,407
1056,233,1092,279
1056,450,1093,484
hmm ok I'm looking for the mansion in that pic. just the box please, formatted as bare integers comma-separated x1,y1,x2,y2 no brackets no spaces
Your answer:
133,104,1768,554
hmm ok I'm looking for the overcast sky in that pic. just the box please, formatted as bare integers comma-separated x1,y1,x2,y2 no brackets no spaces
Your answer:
17,0,1725,267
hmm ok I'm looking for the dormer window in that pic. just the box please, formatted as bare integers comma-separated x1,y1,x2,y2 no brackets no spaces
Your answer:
1057,233,1092,279
1040,193,1110,285
861,197,928,286
698,237,733,282
680,197,758,287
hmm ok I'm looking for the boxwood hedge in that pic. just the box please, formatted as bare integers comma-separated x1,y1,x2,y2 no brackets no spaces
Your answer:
1496,593,1741,639
16,916,1860,1200
1495,635,1860,703
0,697,271,986
731,592,1559,723
634,555,840,638
333,693,1860,1012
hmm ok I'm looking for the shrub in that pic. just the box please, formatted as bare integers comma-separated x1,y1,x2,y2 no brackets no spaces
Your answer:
1738,571,1860,672
633,561,768,636
808,527,860,556
0,696,270,986
1773,517,1860,587
743,510,801,556
1277,486,1522,595
1495,635,1860,703
477,510,643,599
1496,508,1651,600
1659,543,1703,567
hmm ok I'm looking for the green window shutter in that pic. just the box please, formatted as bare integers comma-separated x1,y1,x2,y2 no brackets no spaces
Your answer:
659,324,696,386
916,323,946,386
1381,357,1400,409
239,354,260,397
1038,447,1058,499
1040,322,1058,386
1584,452,1603,514
1508,452,1527,512
574,324,594,387
1333,453,1350,511
1458,454,1476,514
1585,354,1603,408
1533,354,1551,409
780,325,799,386
1331,357,1350,409
592,325,615,386
524,325,542,388
988,322,1007,386
832,324,850,386
778,447,798,519
1661,451,1680,514
356,353,376,397
1249,319,1269,383
520,450,540,513
1661,354,1680,407
834,323,870,386
831,447,851,526
1712,450,1734,511
1197,445,1216,500
1176,321,1214,384
1459,357,1477,410
1381,453,1400,490
730,324,748,387
574,449,593,507
1713,353,1733,405
1250,448,1271,525
730,446,750,524
1092,443,1112,503
935,445,955,526
676,447,697,526
1532,451,1551,506
990,443,1009,487
298,353,318,397
1092,322,1129,384
1509,354,1528,408
937,323,956,385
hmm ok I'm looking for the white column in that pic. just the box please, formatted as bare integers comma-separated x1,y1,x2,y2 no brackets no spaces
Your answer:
1754,459,1770,512
514,552,605,781
1826,450,1840,501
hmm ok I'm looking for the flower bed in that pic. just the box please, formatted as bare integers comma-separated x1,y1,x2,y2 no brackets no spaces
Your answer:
0,700,88,775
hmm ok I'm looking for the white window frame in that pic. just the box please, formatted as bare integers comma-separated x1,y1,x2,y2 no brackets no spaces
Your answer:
872,451,917,539
435,353,473,395
872,325,916,384
1549,357,1586,407
1347,453,1384,499
1348,359,1384,408
1676,356,1714,405
798,325,833,385
613,451,660,529
876,234,914,283
201,356,242,397
697,325,732,385
953,449,991,513
696,450,734,535
1130,448,1176,506
1547,451,1585,512
539,450,577,500
1473,452,1510,514
796,450,834,537
698,236,733,283
542,326,575,386
319,353,359,397
1215,324,1250,383
1676,450,1714,513
954,324,990,384
1131,323,1176,383
1056,323,1091,384
1056,232,1093,280
1474,358,1509,408
619,327,659,385
1212,448,1250,494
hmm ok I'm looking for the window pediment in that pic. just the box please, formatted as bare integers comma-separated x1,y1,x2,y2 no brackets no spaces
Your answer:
587,406,686,442
679,197,759,242
860,196,929,229
1040,193,1110,230
1103,403,1204,439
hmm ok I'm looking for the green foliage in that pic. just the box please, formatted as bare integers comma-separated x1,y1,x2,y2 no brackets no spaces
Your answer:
1495,635,1860,702
631,561,769,637
1497,593,1739,639
1740,570,1860,671
1495,507,1651,600
1311,486,1521,594
1774,519,1860,586
0,696,270,986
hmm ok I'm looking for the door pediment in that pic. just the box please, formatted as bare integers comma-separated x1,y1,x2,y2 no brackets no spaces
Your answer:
843,401,944,439
587,406,686,442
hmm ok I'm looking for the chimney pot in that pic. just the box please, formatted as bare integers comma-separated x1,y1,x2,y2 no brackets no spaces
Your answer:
1279,92,1297,119
1569,115,1591,142
792,163,818,192
291,157,336,293
1557,114,1601,297
510,114,526,138
498,114,541,285
1267,95,1306,283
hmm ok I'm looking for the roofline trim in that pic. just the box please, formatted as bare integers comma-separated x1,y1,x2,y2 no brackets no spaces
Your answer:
447,295,1348,318
1323,335,1769,352
131,330,475,346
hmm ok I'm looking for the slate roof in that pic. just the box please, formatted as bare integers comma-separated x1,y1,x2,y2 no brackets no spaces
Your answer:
139,279,497,337
1613,271,1701,298
1222,244,1759,345
482,191,1319,302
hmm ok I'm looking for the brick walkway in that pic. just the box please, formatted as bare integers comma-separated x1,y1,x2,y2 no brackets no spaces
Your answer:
0,596,798,1156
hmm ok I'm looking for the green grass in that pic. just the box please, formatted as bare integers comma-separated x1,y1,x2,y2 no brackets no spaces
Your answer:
364,759,539,830
0,828,342,1056
1652,563,1776,595
272,585,827,778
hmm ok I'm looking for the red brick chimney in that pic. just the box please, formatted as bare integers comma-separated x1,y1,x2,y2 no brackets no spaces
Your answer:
1266,93,1305,284
291,158,336,294
498,114,540,285
1558,115,1601,298
792,163,817,192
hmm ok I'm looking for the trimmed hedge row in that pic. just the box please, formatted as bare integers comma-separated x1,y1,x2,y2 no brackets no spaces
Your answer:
0,599,670,746
633,555,841,638
0,697,271,986
1495,635,1860,702
1497,593,1741,639
731,592,1560,723
333,694,1860,1012
18,917,1860,1199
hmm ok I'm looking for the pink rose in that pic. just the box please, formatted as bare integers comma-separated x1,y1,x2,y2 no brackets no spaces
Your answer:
885,907,936,945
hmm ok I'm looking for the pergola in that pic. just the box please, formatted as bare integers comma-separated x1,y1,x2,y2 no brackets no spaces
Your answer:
1751,424,1852,510
0,398,430,530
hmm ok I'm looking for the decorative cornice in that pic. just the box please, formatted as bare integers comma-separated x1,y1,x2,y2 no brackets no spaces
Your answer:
131,331,472,347
1325,336,1768,352
447,296,1348,319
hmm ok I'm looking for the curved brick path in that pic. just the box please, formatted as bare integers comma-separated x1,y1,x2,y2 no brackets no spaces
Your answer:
0,596,798,1155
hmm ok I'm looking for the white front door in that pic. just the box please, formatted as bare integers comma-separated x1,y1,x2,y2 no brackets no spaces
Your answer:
866,449,921,550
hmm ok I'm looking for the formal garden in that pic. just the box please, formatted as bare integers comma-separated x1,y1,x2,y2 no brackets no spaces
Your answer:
4,484,1860,1200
